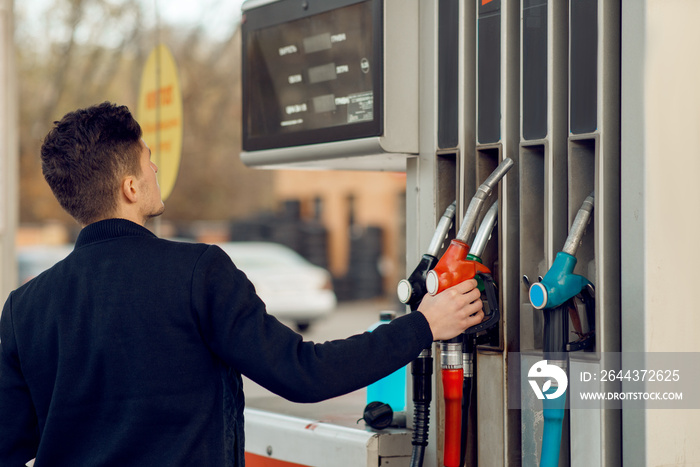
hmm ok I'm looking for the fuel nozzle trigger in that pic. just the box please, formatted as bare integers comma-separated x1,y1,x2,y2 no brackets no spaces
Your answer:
566,284,596,352
464,273,499,335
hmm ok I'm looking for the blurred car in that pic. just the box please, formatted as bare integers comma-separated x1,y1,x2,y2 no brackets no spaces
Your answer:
16,241,336,331
17,244,75,286
216,241,337,331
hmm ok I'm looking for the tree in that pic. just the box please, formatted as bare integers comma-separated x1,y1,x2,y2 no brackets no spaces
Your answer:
15,0,275,227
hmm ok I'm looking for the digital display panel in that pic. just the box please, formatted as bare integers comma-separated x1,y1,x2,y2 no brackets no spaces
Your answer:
242,0,383,151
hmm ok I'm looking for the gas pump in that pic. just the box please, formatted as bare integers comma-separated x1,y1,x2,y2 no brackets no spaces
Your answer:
424,158,514,467
397,201,456,467
527,193,595,467
395,190,503,467
458,201,499,467
233,0,664,465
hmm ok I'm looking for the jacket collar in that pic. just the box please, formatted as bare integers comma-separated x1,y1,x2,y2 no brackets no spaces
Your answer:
75,218,157,248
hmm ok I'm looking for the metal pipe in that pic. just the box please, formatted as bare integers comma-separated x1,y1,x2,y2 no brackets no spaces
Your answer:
427,201,457,258
562,193,594,256
455,158,514,243
469,201,498,259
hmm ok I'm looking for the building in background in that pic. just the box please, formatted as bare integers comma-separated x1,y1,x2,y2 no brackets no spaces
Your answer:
273,170,406,301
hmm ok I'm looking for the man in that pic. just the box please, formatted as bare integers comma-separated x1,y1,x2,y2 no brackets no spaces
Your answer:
0,102,484,466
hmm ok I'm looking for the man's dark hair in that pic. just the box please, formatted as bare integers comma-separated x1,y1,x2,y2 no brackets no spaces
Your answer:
41,102,144,225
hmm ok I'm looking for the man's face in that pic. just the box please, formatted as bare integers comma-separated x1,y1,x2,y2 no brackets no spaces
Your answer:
137,139,165,220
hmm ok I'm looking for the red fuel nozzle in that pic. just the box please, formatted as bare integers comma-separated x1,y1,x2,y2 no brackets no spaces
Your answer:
425,240,491,295
426,158,513,296
441,341,463,467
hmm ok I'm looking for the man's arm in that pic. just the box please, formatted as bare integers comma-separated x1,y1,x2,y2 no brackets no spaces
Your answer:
192,245,482,403
0,295,40,463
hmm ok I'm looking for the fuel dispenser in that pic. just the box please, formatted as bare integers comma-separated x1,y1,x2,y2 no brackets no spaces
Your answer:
457,200,499,467
238,0,630,465
397,201,456,467
425,158,513,467
527,194,595,467
398,158,510,467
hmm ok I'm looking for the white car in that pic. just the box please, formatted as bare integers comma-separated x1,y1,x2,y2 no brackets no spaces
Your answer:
216,242,337,331
16,241,336,331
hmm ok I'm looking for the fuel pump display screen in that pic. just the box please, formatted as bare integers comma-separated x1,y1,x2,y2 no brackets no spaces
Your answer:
242,0,383,151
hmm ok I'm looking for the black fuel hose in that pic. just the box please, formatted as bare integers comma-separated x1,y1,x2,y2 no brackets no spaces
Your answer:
460,338,476,467
410,350,432,467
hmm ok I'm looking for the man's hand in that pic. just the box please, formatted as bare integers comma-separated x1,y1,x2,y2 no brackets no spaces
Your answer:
417,279,484,341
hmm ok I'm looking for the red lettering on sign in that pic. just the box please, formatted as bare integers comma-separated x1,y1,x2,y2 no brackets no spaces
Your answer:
146,85,174,110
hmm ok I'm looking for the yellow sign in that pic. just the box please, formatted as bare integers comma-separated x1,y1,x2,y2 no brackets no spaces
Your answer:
137,44,183,201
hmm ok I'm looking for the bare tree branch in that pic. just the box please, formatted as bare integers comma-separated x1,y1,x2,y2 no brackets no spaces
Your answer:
42,0,86,122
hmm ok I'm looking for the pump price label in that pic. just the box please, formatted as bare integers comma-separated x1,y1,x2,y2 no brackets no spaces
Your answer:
510,352,700,410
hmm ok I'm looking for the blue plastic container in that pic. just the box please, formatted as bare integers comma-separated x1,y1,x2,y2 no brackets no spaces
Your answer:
366,311,407,412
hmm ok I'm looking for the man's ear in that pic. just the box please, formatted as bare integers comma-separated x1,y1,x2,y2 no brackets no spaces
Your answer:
121,176,138,203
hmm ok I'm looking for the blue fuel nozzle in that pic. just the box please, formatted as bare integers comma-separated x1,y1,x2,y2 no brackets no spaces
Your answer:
529,252,591,310
530,193,594,310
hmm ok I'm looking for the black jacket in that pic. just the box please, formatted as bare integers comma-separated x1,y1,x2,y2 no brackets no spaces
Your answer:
0,219,433,466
